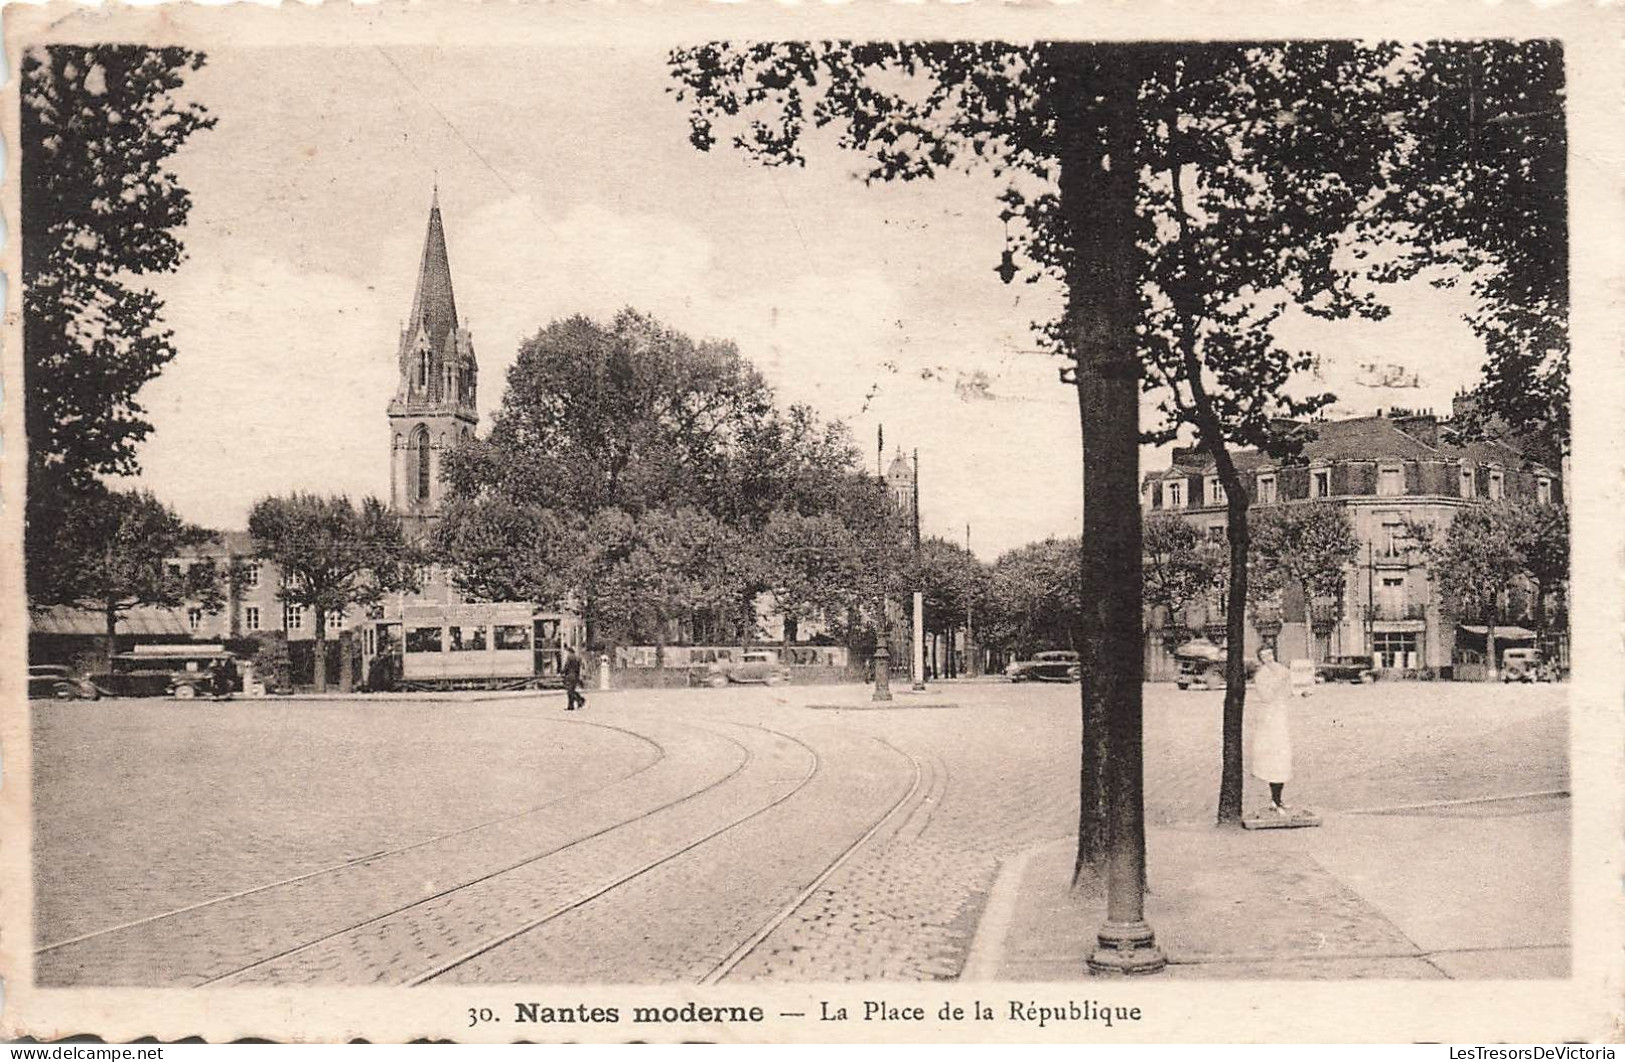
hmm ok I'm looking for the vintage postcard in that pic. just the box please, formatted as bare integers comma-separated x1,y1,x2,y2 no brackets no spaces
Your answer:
1,0,1620,1045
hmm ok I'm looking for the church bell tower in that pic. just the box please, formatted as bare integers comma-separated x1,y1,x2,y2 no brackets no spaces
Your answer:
388,188,478,535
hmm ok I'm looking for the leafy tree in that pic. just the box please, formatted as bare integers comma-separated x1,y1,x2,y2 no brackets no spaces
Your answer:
21,45,215,604
1248,502,1360,663
983,538,1083,661
1408,499,1569,675
1405,502,1523,679
908,537,989,676
31,486,223,668
1142,514,1224,642
20,45,215,484
247,494,422,693
1400,42,1568,459
1519,503,1569,638
443,309,778,517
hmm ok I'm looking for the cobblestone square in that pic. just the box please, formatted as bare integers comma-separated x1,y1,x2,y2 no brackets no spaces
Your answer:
31,680,1567,985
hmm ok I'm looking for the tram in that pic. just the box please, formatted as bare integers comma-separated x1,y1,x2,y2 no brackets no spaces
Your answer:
379,602,581,692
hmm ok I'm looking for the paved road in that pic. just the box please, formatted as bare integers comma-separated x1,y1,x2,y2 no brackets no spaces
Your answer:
30,680,1567,985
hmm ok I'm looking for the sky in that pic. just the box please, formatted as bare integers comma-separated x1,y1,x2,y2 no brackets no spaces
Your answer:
127,43,1490,560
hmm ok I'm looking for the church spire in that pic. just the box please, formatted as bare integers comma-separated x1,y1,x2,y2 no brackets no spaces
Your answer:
406,189,459,358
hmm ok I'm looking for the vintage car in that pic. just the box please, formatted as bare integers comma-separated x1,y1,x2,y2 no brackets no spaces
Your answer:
1316,655,1377,684
1501,648,1553,682
27,664,102,701
1173,640,1262,689
102,645,240,698
1005,650,1082,683
704,649,792,687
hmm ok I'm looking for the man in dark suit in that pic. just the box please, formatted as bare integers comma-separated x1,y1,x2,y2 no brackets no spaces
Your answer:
561,646,585,711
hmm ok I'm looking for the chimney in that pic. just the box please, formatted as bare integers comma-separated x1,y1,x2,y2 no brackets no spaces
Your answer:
1393,410,1439,449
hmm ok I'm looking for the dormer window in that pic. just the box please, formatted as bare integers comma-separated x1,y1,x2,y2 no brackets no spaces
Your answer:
1488,466,1504,500
1310,467,1332,499
1256,472,1277,505
1460,465,1475,498
1206,475,1225,507
1377,463,1404,497
1165,480,1184,509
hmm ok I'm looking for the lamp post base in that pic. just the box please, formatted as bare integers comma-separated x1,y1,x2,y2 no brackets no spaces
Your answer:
872,646,892,702
1087,920,1167,976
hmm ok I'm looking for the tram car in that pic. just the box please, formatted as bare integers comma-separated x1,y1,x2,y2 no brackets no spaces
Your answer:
385,602,579,692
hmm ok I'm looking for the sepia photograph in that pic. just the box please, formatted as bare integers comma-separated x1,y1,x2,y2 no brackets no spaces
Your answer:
1,2,1619,1046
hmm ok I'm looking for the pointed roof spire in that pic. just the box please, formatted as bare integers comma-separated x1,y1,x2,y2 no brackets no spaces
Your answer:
406,187,459,357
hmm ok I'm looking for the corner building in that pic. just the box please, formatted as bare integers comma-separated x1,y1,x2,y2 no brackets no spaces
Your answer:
1140,407,1563,679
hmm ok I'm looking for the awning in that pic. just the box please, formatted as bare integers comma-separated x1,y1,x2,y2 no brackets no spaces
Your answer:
29,605,191,637
1458,625,1537,640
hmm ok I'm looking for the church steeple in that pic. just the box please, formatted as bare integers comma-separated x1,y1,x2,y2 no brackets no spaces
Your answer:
406,186,460,363
388,189,479,531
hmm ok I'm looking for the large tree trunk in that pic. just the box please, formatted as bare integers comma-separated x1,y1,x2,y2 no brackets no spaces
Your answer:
1055,47,1148,897
1212,461,1250,825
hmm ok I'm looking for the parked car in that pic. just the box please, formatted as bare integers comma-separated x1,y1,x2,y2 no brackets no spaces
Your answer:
1501,648,1553,682
27,664,101,701
102,645,240,698
1317,655,1376,684
1005,650,1082,683
1172,639,1261,690
705,650,791,687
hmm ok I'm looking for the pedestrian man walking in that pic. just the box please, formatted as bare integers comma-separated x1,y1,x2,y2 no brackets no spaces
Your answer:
561,646,586,711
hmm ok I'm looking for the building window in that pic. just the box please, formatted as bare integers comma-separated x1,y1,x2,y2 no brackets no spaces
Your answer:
284,605,304,631
418,349,431,390
363,627,376,656
1373,631,1419,670
1165,480,1184,509
1207,525,1226,544
1256,473,1277,505
413,426,431,502
1537,477,1552,505
326,610,345,631
1206,475,1225,507
1310,468,1331,499
1460,465,1475,498
245,606,261,632
187,608,203,632
1378,517,1407,559
1377,464,1404,497
494,624,531,650
1488,467,1504,500
244,563,262,589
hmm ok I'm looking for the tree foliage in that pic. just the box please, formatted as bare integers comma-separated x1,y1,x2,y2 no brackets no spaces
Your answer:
30,486,222,666
982,538,1082,659
1407,499,1569,672
247,494,422,692
1399,42,1568,455
437,308,900,647
1142,514,1224,634
1248,502,1360,659
21,45,215,486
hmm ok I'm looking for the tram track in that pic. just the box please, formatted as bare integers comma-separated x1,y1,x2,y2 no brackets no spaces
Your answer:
405,719,829,986
36,715,668,958
196,719,768,987
409,724,934,987
697,735,928,985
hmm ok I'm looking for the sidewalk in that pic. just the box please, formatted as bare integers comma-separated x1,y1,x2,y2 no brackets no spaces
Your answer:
967,794,1569,980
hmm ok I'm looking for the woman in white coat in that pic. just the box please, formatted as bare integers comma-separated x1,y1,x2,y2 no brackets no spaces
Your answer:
1249,642,1302,814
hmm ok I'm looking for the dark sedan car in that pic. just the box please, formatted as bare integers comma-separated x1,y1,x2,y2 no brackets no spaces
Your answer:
27,664,101,700
1316,655,1376,684
1006,650,1082,683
